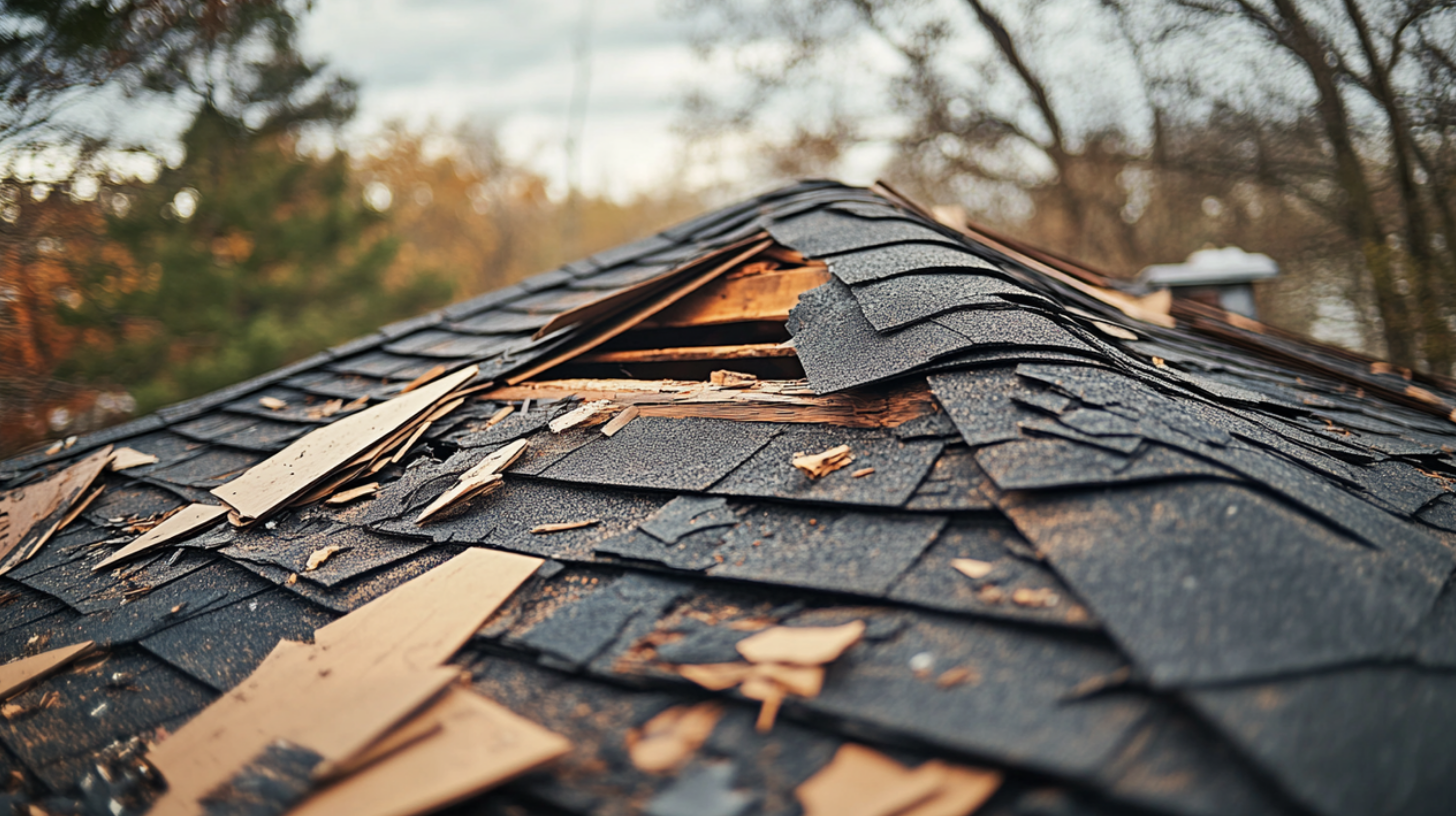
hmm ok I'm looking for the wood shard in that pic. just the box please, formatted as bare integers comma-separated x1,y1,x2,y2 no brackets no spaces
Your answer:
951,559,995,580
851,467,875,478
213,366,478,524
898,763,1004,816
1011,588,1059,608
415,438,528,524
530,520,599,534
711,370,760,387
259,397,287,411
548,399,613,433
626,701,724,773
146,548,547,816
0,641,94,700
600,405,640,437
1091,320,1139,341
400,364,446,394
676,662,753,692
792,445,854,479
749,662,825,697
578,344,796,365
94,504,231,572
796,744,948,816
484,405,514,427
1,447,114,574
735,621,866,666
325,483,380,505
109,447,159,471
306,545,346,571
740,675,786,732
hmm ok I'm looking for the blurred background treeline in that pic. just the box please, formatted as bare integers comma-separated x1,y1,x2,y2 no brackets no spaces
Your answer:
2,0,1454,457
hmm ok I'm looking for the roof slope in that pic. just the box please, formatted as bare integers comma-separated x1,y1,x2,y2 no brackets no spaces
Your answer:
3,180,1456,816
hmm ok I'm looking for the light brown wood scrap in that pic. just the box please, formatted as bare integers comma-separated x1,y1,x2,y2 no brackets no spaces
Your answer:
740,675,786,732
600,405,639,437
711,370,759,387
1011,588,1059,608
795,743,949,816
625,701,724,773
735,621,865,666
305,545,346,571
94,503,230,571
109,447,159,471
484,405,514,427
325,483,380,505
400,364,447,394
951,559,995,580
676,663,753,691
0,641,95,700
851,467,875,478
213,366,478,525
548,399,613,433
792,445,855,479
530,520,599,534
258,397,287,411
146,549,549,816
638,265,829,329
308,398,345,419
0,446,114,574
414,437,528,524
576,344,796,364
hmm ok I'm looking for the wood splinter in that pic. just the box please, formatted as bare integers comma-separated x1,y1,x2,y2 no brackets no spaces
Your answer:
415,439,528,524
792,445,854,479
531,520,599,534
549,400,613,433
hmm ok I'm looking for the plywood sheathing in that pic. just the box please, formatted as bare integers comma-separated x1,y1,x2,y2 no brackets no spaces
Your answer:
212,366,479,524
637,263,830,329
145,547,555,816
0,446,114,574
93,503,231,571
576,343,797,365
486,378,936,429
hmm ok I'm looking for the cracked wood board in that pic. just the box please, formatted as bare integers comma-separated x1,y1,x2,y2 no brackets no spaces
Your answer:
211,366,478,523
93,503,230,571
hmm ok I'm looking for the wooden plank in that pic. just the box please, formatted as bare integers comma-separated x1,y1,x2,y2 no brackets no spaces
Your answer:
576,343,796,364
211,367,478,523
94,503,230,571
506,240,773,385
639,266,830,328
0,447,114,573
532,232,769,339
0,641,94,700
147,548,546,816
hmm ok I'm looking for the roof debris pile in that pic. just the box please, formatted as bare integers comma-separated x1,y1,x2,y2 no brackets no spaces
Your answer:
3,181,1456,816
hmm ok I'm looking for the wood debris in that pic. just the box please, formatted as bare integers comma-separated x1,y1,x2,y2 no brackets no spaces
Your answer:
109,447,159,471
415,438,528,524
308,398,345,419
625,701,724,773
0,446,114,575
1011,588,1059,608
951,559,995,580
578,344,795,365
711,370,759,387
1091,320,1139,341
795,743,1002,816
530,520,599,534
792,445,854,479
484,405,514,427
639,262,829,329
305,545,346,571
851,467,875,478
325,483,380,505
600,405,640,437
258,396,288,410
400,364,446,394
548,399,613,433
0,641,95,700
94,503,231,572
213,365,479,525
736,621,865,665
145,548,564,816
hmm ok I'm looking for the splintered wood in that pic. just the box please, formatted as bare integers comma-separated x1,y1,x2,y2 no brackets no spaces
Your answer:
600,405,639,437
549,399,613,433
94,503,230,571
486,378,936,429
796,743,1002,816
0,641,95,700
213,366,479,525
145,548,566,816
0,446,115,575
676,621,865,732
531,520,598,534
951,559,995,580
793,445,854,479
109,447,159,471
415,439,528,524
626,701,724,773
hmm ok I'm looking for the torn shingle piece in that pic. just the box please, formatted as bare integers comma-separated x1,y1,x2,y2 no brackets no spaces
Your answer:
212,365,478,524
147,447,264,490
788,278,972,394
769,209,961,258
537,417,780,493
975,439,1238,492
198,740,323,816
640,496,737,544
713,426,942,509
513,573,689,670
927,367,1047,446
824,242,1003,286
850,271,1045,333
1187,665,1456,816
707,507,946,597
903,446,995,512
1001,479,1444,687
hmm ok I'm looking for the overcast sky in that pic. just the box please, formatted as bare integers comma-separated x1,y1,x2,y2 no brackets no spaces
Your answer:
301,0,732,200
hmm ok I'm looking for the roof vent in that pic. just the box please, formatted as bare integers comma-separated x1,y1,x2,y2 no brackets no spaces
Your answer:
1137,246,1278,319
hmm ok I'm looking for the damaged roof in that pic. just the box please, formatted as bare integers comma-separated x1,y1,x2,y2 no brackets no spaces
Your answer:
3,180,1456,816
